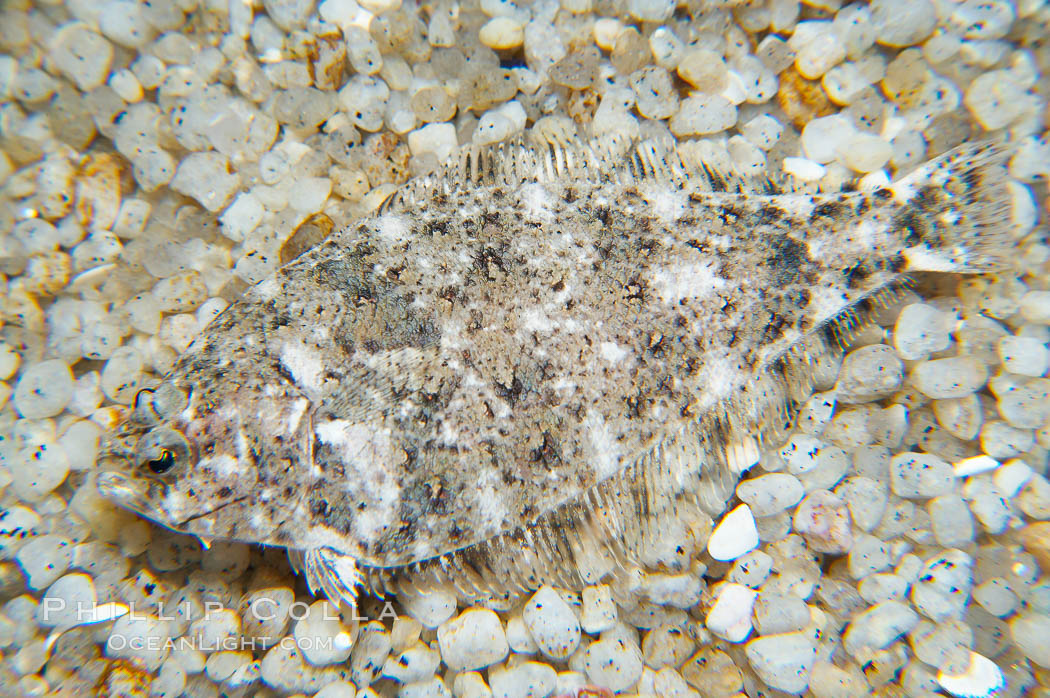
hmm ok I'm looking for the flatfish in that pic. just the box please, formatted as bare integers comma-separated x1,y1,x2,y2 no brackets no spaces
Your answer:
99,138,1011,609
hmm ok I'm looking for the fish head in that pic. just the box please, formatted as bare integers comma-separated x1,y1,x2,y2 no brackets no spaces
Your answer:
97,373,307,543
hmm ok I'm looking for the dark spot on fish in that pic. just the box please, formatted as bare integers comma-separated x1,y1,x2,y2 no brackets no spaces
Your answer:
894,207,928,247
810,200,847,220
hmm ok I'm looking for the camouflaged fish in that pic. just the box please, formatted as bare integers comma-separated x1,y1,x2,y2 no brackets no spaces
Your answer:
99,139,1010,610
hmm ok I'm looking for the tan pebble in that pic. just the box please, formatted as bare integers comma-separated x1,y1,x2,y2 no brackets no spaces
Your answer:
3,281,45,333
23,250,71,296
37,156,76,219
313,36,347,91
777,66,835,129
75,153,123,230
677,49,728,92
331,168,371,201
681,647,743,695
152,271,209,313
1019,522,1050,573
881,48,928,109
90,405,130,431
610,26,649,75
280,213,334,265
98,660,152,697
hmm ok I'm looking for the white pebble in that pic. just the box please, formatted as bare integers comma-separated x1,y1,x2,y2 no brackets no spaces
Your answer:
50,23,114,91
869,0,937,46
170,152,241,212
288,177,331,213
13,360,74,418
953,454,1000,478
848,533,890,579
293,601,353,666
705,583,757,642
489,661,557,698
929,495,976,547
934,395,982,441
401,587,457,629
973,578,1018,617
843,601,919,657
0,506,42,559
911,549,973,621
964,70,1032,131
108,68,143,103
522,586,581,660
753,592,811,636
739,114,782,150
627,0,673,22
474,102,525,145
1010,612,1050,668
737,473,804,516
580,584,616,634
912,356,988,399
649,27,683,70
479,17,524,50
728,550,774,588
745,631,817,694
0,343,21,380
890,452,955,499
997,336,1048,377
100,346,145,404
583,632,644,692
382,643,439,683
795,31,845,79
993,458,1033,497
220,192,265,242
937,651,1005,698
801,114,855,164
1020,291,1050,324
59,419,101,471
107,613,174,672
840,133,892,173
11,440,70,503
38,573,97,627
707,504,758,561
983,418,1038,457
669,95,737,137
408,123,458,163
437,608,509,671
950,0,1015,39
16,534,73,590
344,26,383,75
350,621,391,687
783,157,826,181
836,344,902,403
98,0,152,48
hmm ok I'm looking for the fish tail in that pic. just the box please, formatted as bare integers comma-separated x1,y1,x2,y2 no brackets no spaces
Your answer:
891,141,1014,274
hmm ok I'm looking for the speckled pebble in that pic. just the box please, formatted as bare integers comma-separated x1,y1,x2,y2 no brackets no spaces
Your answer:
522,586,581,660
890,452,956,499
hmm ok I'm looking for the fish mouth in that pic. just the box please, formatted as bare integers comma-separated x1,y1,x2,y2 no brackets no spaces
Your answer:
96,471,160,520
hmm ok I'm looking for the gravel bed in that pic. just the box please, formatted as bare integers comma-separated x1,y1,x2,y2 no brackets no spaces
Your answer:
0,0,1048,696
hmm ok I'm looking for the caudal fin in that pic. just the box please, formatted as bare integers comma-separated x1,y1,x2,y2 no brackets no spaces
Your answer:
891,141,1014,273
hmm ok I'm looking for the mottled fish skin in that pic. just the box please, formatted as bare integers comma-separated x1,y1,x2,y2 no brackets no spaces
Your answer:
99,139,1010,602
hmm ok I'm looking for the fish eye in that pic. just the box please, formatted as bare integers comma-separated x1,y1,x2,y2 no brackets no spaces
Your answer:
147,449,176,474
130,384,189,426
135,427,191,478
